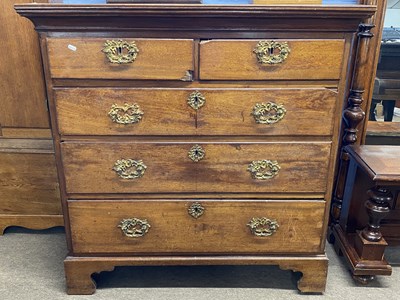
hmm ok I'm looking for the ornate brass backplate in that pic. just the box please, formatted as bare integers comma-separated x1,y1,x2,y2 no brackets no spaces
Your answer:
188,145,205,162
252,102,286,125
118,218,151,238
108,103,144,125
113,159,147,179
247,160,280,180
247,217,279,237
188,202,205,219
253,41,290,65
187,91,206,110
102,39,139,64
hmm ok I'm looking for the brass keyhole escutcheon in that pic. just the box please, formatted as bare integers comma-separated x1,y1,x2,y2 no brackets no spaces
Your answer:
193,96,200,106
102,39,139,64
253,41,290,65
188,202,205,219
188,145,205,162
187,91,206,110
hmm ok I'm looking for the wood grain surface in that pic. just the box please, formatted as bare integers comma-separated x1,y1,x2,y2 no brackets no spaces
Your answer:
13,2,379,294
68,200,325,254
47,38,194,80
63,255,328,294
54,88,338,136
0,215,63,235
0,0,49,128
346,145,400,183
0,151,61,215
200,39,345,80
61,141,332,194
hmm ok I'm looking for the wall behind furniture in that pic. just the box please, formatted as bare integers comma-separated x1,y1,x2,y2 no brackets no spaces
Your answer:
384,0,400,27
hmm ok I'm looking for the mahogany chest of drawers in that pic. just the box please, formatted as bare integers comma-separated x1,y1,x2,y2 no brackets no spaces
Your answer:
16,2,377,294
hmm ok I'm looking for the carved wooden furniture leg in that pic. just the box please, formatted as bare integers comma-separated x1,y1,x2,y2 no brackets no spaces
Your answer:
331,145,398,283
64,257,116,295
352,186,392,283
361,186,392,242
280,258,328,293
64,259,96,295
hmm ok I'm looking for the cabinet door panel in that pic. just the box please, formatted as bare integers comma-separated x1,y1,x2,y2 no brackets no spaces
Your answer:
0,0,49,128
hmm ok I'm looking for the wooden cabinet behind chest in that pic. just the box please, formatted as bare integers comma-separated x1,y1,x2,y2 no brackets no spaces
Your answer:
16,3,377,294
0,0,62,235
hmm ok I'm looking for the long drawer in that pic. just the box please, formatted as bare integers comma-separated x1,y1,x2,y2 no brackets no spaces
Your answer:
46,38,194,80
199,39,345,80
68,200,325,254
54,88,337,136
61,141,331,194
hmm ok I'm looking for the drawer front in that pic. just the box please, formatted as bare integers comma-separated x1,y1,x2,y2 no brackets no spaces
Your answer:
68,200,325,254
61,142,331,194
47,38,194,80
200,39,345,80
55,88,337,136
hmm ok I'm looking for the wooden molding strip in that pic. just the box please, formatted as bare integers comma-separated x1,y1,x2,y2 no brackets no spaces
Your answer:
15,4,376,18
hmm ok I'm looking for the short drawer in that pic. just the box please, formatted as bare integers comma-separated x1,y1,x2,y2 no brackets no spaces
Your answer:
46,38,194,80
54,88,337,136
200,39,345,80
68,200,325,254
61,142,331,194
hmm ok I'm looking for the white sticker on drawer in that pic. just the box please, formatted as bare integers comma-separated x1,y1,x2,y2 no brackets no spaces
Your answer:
67,44,77,51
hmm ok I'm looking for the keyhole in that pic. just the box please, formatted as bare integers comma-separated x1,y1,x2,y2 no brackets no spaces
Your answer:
117,47,129,56
269,47,274,56
193,96,199,105
263,108,278,117
194,149,200,156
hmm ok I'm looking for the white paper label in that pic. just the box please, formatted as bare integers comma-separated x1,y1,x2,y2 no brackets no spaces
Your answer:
67,44,77,51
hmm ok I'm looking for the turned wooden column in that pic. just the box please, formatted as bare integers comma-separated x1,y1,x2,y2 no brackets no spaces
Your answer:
343,23,375,145
330,23,374,229
353,186,392,276
362,186,392,242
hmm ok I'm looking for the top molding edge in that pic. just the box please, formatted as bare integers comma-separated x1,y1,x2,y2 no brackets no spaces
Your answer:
14,4,377,19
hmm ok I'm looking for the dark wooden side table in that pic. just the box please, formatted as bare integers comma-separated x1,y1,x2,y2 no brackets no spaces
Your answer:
332,145,400,283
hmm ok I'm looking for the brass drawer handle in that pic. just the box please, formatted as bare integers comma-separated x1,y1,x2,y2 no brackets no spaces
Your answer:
248,160,280,180
253,41,290,65
108,103,144,125
188,145,205,162
118,218,150,238
113,159,147,179
102,40,139,64
252,102,286,125
188,202,205,219
187,91,206,110
247,217,279,237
